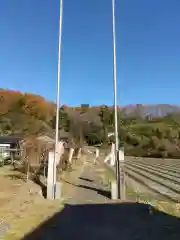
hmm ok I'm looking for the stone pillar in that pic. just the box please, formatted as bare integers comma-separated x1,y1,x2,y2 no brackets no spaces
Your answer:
55,181,61,199
110,153,115,166
68,148,74,164
119,149,126,200
111,180,117,200
110,143,115,166
76,148,81,159
104,154,110,164
119,150,124,161
47,151,55,200
104,143,115,166
55,141,64,166
94,148,99,164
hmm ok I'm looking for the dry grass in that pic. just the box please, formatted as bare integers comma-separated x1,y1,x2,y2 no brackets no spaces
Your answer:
4,200,63,240
0,166,63,239
95,164,115,186
0,166,24,207
0,154,90,239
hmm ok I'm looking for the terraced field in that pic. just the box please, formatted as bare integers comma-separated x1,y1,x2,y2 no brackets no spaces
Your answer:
124,157,180,202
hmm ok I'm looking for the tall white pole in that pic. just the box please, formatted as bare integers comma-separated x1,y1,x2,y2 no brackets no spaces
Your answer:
54,0,63,198
112,0,120,198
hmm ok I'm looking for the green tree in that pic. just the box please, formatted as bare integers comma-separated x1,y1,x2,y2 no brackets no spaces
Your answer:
51,107,70,131
99,106,113,143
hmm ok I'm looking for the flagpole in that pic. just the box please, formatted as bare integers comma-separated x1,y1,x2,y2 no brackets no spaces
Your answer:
54,0,63,198
112,0,120,199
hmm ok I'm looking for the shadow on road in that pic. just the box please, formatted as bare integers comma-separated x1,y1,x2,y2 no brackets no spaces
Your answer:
79,177,94,182
23,202,180,240
61,179,111,199
77,184,111,199
5,173,27,182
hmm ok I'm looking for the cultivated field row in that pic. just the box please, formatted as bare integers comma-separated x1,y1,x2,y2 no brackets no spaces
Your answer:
124,157,180,202
86,147,180,202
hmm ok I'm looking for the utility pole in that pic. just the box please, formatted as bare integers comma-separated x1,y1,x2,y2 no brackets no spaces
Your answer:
112,0,121,199
54,0,63,199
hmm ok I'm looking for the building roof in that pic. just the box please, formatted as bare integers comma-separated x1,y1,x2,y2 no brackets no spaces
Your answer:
0,136,22,145
37,130,69,144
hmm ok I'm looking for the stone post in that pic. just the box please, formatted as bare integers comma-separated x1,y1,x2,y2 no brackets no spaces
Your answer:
94,148,99,164
119,149,126,200
76,148,81,159
111,180,117,200
47,151,55,200
55,141,64,166
68,148,74,164
110,143,115,166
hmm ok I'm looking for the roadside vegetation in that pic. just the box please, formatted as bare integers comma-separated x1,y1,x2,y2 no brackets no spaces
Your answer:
1,89,180,158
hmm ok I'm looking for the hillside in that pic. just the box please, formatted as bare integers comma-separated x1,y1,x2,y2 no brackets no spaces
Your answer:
0,89,55,136
1,89,180,158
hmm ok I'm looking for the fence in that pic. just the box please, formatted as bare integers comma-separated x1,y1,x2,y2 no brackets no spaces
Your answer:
0,140,84,186
2,143,179,203
0,145,49,183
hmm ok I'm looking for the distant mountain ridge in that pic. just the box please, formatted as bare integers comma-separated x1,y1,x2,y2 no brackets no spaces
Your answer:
68,104,180,118
120,104,180,118
0,89,179,120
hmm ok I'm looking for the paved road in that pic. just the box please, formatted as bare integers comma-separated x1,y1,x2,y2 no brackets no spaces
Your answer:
23,158,180,240
66,160,110,205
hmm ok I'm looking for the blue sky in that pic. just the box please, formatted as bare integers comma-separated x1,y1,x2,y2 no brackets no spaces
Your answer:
0,0,180,106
